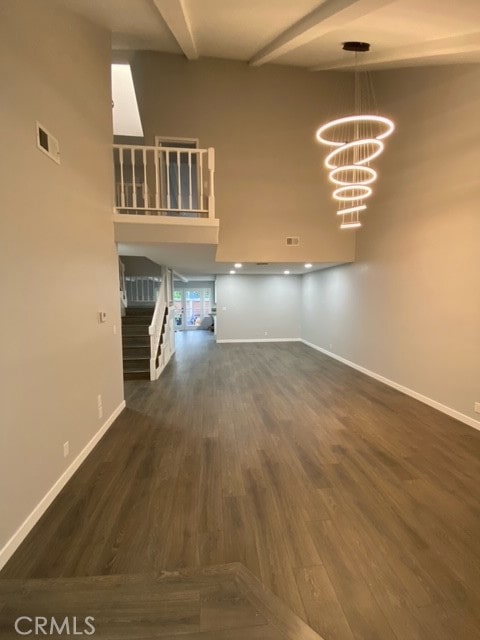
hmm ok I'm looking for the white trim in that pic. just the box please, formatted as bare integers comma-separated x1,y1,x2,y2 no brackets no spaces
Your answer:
217,338,302,343
152,1,198,60
155,355,170,380
0,400,126,571
302,340,480,432
155,136,199,148
173,270,188,283
113,213,219,227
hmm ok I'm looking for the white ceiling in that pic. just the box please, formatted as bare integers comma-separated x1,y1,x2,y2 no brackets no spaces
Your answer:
60,0,480,70
118,243,339,278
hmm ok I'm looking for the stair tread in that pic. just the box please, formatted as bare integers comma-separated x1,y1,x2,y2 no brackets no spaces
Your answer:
122,331,150,335
122,345,150,349
122,322,151,326
123,349,150,354
124,371,150,380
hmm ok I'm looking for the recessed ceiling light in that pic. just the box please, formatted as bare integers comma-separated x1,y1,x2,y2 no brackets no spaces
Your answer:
229,270,236,274
284,270,290,275
234,263,242,268
304,263,312,268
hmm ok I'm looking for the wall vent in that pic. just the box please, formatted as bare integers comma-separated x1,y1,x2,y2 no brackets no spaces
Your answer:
36,122,60,164
256,262,269,266
286,236,300,246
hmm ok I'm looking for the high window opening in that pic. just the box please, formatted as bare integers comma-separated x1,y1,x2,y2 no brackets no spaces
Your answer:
111,64,143,137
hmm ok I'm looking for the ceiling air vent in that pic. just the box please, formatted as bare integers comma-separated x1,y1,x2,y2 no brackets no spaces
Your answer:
286,236,300,246
256,262,269,266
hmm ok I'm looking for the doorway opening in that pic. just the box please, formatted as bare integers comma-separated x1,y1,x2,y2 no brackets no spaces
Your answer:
173,284,214,331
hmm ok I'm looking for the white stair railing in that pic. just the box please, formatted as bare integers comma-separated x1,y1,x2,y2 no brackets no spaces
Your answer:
148,267,169,380
113,144,215,219
119,259,128,310
125,276,160,305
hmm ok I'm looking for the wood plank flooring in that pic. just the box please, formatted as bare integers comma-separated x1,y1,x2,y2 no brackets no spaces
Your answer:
2,331,480,639
0,563,322,639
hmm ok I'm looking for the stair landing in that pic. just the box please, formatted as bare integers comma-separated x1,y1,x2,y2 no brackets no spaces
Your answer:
0,563,323,639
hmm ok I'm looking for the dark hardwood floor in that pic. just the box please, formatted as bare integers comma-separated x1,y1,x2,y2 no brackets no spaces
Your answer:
2,331,480,639
0,563,323,639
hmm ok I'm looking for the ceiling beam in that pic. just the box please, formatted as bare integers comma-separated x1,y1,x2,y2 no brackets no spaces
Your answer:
249,0,395,67
153,0,198,60
311,32,480,71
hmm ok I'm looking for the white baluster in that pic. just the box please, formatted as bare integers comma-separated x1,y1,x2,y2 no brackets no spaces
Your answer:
155,149,160,212
119,148,125,208
143,149,148,208
166,150,171,210
177,150,181,211
131,148,137,209
207,148,215,219
188,151,192,210
199,151,204,211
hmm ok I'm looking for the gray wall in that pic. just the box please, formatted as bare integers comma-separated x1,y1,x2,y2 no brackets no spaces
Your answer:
121,256,163,276
131,52,355,266
302,64,480,425
0,1,124,562
216,275,301,342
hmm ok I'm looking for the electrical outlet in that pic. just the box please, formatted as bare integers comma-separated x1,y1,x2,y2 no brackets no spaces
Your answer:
113,324,117,335
63,441,69,458
97,394,102,407
475,402,480,414
264,331,268,336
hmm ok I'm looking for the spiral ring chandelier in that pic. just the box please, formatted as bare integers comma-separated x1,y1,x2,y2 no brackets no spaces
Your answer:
316,43,394,230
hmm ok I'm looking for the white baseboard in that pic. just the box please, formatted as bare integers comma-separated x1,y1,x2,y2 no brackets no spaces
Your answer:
302,340,480,432
217,338,302,344
0,400,126,571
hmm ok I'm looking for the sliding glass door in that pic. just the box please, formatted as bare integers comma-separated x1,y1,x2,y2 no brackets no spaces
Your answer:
173,287,213,331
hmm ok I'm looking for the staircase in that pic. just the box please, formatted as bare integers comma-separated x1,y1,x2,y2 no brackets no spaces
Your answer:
121,306,154,380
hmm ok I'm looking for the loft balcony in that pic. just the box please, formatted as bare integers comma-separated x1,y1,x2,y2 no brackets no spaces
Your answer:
112,144,219,245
